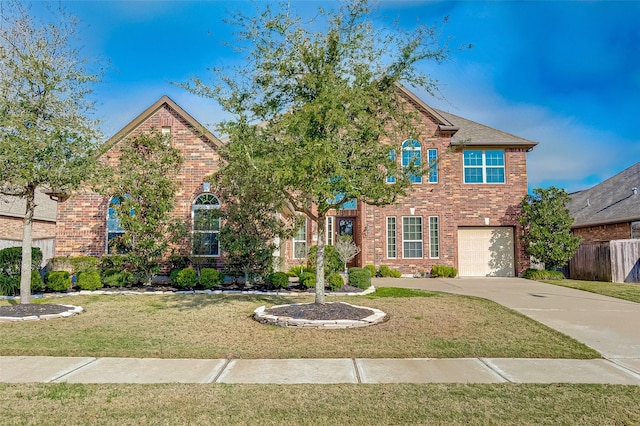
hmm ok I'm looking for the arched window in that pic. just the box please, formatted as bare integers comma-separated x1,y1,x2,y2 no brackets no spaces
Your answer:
402,139,422,184
192,193,221,257
106,196,126,254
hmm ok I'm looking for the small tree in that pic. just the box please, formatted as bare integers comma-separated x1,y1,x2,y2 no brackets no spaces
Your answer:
334,236,361,275
0,2,101,303
519,187,582,270
102,131,185,284
183,0,450,303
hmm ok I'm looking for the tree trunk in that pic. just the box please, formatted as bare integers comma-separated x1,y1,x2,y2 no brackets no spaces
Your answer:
315,214,326,304
20,184,36,305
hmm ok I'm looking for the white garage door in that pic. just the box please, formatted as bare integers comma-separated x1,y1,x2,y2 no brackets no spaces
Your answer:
457,227,515,277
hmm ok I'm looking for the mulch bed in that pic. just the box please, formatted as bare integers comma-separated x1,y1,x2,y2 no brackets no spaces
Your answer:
0,304,71,318
266,302,374,321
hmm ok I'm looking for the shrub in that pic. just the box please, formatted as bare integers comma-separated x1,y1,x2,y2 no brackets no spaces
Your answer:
379,265,401,278
169,268,181,286
327,272,344,291
364,264,377,278
199,268,224,289
175,268,197,288
46,271,71,292
287,265,313,278
266,272,289,289
0,247,43,277
0,274,19,296
522,268,565,280
52,256,99,274
31,272,44,293
431,265,458,278
348,267,371,289
77,271,103,291
307,245,344,276
102,270,132,288
300,272,316,289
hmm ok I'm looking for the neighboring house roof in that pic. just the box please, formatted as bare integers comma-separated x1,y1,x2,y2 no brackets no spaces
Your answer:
0,188,57,222
568,162,640,228
101,95,222,152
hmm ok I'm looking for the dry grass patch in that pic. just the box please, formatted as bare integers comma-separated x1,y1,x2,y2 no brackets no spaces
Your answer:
1,382,639,425
0,292,597,359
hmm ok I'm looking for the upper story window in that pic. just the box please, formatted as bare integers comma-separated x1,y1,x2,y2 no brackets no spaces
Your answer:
427,148,438,183
328,192,357,210
386,150,396,184
192,193,221,257
402,139,422,183
463,150,505,184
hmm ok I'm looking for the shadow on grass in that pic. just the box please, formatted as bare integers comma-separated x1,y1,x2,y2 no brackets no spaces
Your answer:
162,293,304,311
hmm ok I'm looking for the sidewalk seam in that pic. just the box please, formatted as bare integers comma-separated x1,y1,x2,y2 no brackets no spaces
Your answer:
604,358,640,380
49,357,97,383
351,358,362,384
478,358,513,383
212,358,232,383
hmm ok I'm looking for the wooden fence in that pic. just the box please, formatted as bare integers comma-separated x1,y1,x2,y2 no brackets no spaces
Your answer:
569,239,640,283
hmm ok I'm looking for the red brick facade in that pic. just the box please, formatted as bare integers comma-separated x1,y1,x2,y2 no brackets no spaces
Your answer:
573,223,632,242
56,98,221,260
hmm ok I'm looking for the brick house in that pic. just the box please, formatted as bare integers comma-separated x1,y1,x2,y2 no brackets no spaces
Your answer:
285,86,538,277
57,86,538,277
568,162,640,242
55,96,223,261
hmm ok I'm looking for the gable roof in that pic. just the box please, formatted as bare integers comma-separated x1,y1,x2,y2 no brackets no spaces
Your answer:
568,162,640,228
395,84,537,149
102,96,222,153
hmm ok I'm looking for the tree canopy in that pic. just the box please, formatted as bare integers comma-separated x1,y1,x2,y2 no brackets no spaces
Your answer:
0,1,101,303
184,0,451,303
519,187,582,270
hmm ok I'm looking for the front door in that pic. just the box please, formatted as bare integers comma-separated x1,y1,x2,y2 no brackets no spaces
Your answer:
337,217,359,267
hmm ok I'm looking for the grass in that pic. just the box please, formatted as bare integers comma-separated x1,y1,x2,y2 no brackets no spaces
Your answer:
1,382,639,425
543,279,640,304
0,289,598,359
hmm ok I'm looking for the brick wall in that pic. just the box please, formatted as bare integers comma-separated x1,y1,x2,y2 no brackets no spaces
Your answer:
573,222,631,242
56,103,220,258
0,216,56,240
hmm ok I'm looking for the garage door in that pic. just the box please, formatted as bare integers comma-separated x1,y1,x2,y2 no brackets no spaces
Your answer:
457,227,515,277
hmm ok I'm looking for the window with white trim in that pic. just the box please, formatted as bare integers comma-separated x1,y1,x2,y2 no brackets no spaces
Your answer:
428,149,438,183
326,216,334,245
402,216,423,258
106,196,127,254
293,219,307,259
402,139,422,184
192,193,221,256
463,150,505,183
429,216,439,258
386,216,397,258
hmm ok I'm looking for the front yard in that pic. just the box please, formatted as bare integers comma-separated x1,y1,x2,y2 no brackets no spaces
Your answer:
0,289,597,359
543,279,640,303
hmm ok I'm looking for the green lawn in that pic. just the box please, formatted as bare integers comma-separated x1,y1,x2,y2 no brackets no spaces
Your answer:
1,382,639,425
0,289,598,359
543,279,640,303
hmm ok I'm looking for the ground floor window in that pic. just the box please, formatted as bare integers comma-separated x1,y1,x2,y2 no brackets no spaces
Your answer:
387,216,397,258
192,193,221,257
293,218,307,259
429,216,439,258
326,216,334,245
402,216,423,258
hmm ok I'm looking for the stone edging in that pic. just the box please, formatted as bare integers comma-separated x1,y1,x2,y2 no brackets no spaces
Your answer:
0,305,83,323
253,302,387,329
0,285,376,301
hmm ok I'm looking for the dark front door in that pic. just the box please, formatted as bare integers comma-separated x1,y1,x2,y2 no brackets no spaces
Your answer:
337,217,359,267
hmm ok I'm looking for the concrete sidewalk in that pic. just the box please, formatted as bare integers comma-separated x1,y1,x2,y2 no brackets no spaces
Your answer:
2,356,640,384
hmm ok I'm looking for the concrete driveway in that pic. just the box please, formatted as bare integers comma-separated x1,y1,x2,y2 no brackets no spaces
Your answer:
373,277,640,364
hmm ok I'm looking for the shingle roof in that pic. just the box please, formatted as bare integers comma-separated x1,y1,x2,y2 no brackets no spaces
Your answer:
568,162,640,228
433,108,539,148
0,188,57,222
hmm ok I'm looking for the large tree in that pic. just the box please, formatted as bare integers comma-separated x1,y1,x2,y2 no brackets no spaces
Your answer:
519,187,582,270
103,131,185,285
0,2,101,304
185,0,450,303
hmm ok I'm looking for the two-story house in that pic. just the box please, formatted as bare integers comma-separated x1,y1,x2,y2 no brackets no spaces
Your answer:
56,85,537,277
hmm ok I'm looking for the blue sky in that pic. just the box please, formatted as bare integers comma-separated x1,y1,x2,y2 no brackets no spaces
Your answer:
30,0,640,193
